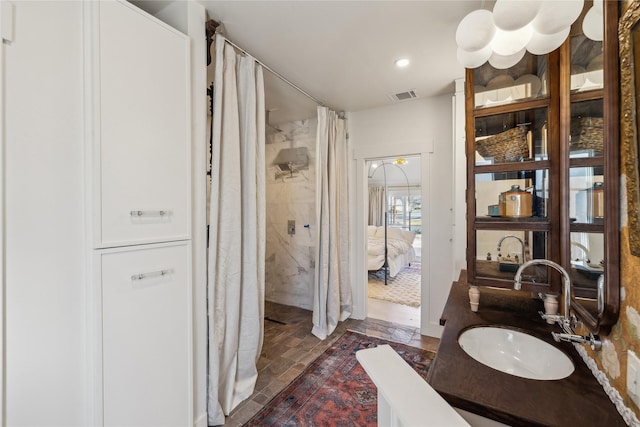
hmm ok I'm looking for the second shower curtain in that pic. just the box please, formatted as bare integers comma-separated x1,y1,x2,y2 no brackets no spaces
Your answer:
312,107,352,339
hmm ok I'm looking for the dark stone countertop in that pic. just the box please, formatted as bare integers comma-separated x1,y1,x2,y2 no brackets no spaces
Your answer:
426,278,626,427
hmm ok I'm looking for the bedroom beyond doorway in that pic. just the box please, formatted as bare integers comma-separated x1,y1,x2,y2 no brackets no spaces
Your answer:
366,155,422,327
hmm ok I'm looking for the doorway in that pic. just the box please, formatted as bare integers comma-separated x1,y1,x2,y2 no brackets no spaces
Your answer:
365,155,421,327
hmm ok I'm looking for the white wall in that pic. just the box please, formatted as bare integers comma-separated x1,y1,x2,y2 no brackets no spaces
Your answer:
131,0,188,34
349,95,455,337
185,4,208,427
452,79,467,279
5,2,86,424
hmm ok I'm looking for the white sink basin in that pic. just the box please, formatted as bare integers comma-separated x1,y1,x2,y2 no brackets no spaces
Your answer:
458,326,574,380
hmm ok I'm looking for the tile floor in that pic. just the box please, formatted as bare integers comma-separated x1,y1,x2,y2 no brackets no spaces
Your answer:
223,300,440,426
368,296,421,328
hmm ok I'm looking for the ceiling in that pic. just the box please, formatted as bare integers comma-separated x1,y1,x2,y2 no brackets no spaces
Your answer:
198,1,480,124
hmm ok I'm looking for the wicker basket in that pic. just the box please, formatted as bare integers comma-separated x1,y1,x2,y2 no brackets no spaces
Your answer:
570,117,603,155
476,126,529,163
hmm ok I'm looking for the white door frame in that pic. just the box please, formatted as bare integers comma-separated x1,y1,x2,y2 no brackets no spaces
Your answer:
0,2,13,423
351,147,434,335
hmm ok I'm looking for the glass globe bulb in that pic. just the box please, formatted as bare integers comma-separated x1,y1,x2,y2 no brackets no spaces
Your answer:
456,9,496,52
489,48,526,70
457,45,493,69
532,0,584,35
582,6,603,42
491,24,533,56
493,0,541,31
526,27,570,55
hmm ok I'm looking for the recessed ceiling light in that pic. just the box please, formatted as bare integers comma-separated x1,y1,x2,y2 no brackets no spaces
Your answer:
395,58,410,68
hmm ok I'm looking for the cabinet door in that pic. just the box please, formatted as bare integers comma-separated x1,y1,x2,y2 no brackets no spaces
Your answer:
101,242,191,426
97,1,190,247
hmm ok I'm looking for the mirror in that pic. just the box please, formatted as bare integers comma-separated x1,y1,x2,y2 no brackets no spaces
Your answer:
570,0,619,332
621,1,640,257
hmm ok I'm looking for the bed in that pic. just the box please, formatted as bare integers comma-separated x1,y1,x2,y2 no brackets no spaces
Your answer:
367,225,417,278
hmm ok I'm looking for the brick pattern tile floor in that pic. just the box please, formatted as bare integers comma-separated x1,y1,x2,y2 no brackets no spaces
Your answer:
221,301,440,426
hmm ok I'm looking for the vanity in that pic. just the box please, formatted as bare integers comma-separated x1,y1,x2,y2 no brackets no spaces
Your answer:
427,277,625,427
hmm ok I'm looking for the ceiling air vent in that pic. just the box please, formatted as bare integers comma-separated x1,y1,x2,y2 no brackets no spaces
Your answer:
389,90,418,102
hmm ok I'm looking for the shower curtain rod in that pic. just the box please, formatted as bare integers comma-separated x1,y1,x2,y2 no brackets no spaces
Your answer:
220,35,328,108
373,184,421,190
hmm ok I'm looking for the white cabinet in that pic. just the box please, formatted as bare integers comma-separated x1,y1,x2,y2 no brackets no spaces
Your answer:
85,2,193,425
93,1,190,248
99,242,192,427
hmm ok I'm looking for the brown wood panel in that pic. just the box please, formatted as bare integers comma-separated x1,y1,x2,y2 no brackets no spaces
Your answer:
474,160,550,173
570,88,605,102
569,222,604,233
466,68,477,286
598,0,620,329
569,156,605,168
473,97,550,117
475,219,550,232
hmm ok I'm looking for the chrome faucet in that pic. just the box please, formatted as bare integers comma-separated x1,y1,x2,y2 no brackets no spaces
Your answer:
514,259,573,331
570,241,591,264
513,259,602,351
497,235,525,264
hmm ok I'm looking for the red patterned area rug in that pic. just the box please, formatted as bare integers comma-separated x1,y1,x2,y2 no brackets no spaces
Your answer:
244,330,435,426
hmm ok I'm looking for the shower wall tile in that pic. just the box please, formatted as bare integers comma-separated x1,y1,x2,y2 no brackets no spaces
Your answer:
265,118,317,310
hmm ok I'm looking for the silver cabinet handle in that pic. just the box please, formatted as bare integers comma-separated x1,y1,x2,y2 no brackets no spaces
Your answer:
131,269,174,281
130,210,171,217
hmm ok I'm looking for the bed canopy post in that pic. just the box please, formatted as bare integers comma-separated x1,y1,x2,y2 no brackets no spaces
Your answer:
369,160,412,286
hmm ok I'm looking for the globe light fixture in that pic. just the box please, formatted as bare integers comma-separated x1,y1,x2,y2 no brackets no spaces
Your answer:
455,0,598,69
582,5,603,42
488,48,526,70
457,45,493,69
526,27,571,55
493,0,541,31
531,0,584,35
456,9,496,52
491,24,533,56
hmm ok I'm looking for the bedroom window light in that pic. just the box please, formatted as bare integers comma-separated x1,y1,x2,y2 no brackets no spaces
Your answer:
387,189,421,234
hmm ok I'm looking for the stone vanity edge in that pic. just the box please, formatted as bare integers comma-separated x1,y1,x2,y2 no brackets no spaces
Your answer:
426,278,627,427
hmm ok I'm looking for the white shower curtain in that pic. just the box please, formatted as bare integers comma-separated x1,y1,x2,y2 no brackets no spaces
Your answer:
207,36,266,425
312,107,352,339
368,186,385,226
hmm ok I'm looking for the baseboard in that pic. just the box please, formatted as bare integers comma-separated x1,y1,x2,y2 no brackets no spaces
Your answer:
421,321,444,339
194,412,207,427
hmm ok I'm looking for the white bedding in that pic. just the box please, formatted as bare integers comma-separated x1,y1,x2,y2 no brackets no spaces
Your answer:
367,226,417,277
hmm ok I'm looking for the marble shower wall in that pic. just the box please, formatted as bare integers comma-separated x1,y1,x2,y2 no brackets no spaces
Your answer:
265,118,317,310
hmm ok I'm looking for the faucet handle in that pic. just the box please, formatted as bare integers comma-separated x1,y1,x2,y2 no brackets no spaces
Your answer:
589,333,602,351
539,311,563,323
551,331,602,351
567,313,579,330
